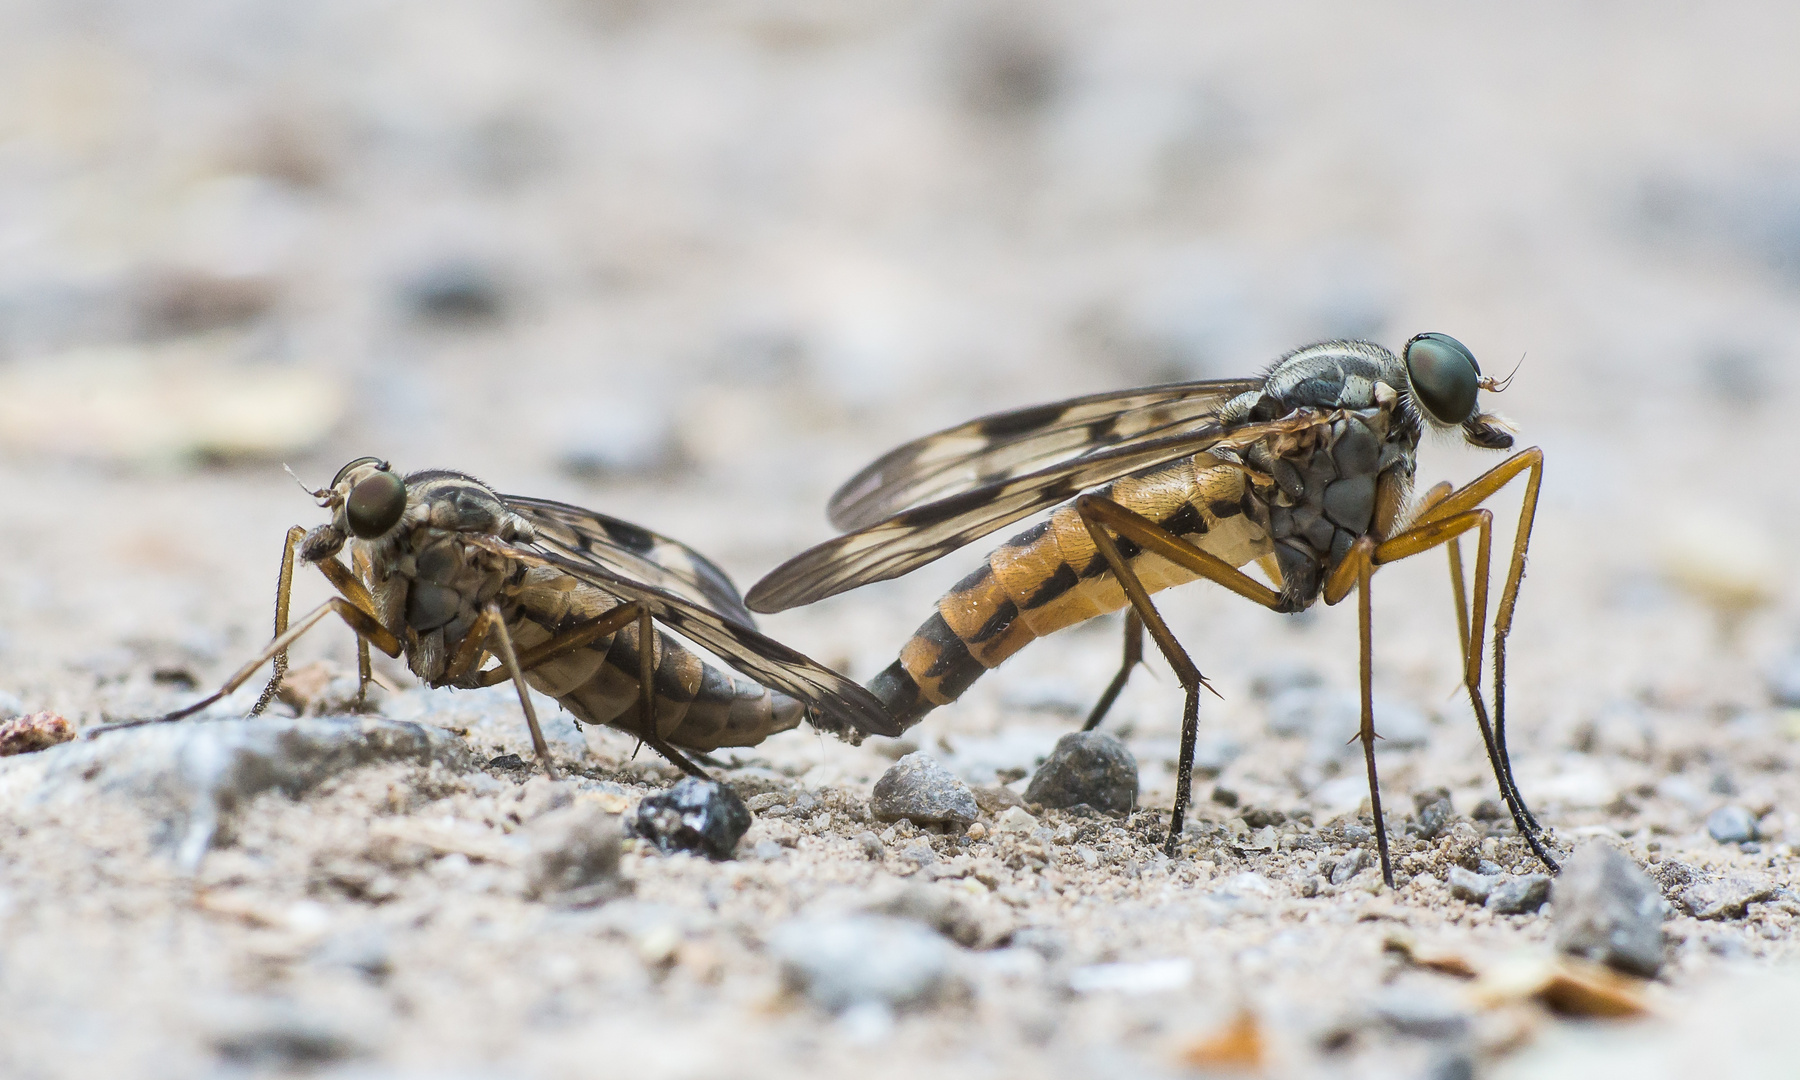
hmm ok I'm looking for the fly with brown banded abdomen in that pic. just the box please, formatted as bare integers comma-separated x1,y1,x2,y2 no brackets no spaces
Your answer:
98,459,898,779
748,334,1555,886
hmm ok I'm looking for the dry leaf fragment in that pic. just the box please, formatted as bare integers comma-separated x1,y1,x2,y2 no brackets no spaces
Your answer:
1179,1010,1265,1071
1472,954,1648,1018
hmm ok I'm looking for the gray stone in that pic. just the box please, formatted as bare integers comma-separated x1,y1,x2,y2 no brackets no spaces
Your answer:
769,915,965,1013
211,1003,368,1069
1677,875,1778,920
1552,842,1667,977
1768,655,1800,707
1707,805,1759,844
1409,789,1454,841
1023,731,1138,814
870,753,978,826
1372,988,1470,1039
1331,847,1369,885
1487,874,1552,914
631,777,751,860
1447,866,1498,904
855,831,885,860
0,716,475,871
525,804,626,906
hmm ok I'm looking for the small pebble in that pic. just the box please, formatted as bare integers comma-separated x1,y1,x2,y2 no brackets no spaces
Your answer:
1552,842,1666,977
1486,874,1552,914
1408,789,1453,841
856,831,886,860
995,806,1038,834
1023,731,1138,814
870,753,979,826
769,915,963,1013
525,805,626,906
1446,866,1497,904
1769,655,1800,708
631,778,751,860
1211,786,1240,807
1677,875,1778,920
1707,805,1759,845
754,839,784,861
1372,988,1469,1039
1330,848,1369,886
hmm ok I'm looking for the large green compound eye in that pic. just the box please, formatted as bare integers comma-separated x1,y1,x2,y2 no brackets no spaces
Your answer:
346,470,407,539
332,456,387,489
1404,332,1482,424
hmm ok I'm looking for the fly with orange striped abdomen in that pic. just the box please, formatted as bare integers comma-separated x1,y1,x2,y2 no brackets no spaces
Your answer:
749,334,1553,886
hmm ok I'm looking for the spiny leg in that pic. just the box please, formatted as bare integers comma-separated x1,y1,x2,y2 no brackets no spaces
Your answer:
250,526,306,716
1411,448,1550,849
94,598,403,735
1329,489,1557,874
1073,495,1287,857
469,603,643,688
1083,610,1143,732
481,601,558,781
632,606,708,780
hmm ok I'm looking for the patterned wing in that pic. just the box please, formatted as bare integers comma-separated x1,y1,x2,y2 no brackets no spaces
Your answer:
826,378,1262,531
748,416,1302,614
470,536,901,739
504,495,756,626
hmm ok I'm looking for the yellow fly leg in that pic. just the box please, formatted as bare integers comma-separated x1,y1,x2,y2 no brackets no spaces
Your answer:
249,528,386,717
249,526,305,716
478,601,558,781
1073,494,1288,858
1413,448,1547,837
462,602,707,779
92,597,404,736
1082,610,1144,732
633,606,708,779
1322,449,1557,879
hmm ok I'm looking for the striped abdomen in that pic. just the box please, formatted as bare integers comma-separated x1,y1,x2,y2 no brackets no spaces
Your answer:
506,567,804,751
868,457,1271,730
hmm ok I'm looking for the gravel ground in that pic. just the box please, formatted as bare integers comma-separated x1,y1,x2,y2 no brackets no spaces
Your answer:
4,2,1800,1077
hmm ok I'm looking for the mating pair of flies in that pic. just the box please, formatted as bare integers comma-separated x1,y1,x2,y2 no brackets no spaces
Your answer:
116,333,1554,887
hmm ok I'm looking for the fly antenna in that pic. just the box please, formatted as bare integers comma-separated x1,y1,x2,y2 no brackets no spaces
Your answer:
1480,353,1525,394
284,463,330,503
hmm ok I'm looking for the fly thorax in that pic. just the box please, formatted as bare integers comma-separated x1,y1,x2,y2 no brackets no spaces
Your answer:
1253,403,1413,610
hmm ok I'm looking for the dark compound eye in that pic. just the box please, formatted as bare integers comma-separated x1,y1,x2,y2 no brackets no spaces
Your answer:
1405,332,1482,424
332,456,387,489
346,470,407,539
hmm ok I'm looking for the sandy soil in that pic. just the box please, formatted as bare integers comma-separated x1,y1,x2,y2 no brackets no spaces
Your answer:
3,2,1800,1077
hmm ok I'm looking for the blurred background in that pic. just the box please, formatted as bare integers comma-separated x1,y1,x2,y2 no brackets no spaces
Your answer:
3,0,1799,808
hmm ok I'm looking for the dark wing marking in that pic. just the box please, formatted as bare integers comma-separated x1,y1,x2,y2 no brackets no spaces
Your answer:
749,416,1303,613
468,536,900,739
503,495,757,626
827,378,1263,531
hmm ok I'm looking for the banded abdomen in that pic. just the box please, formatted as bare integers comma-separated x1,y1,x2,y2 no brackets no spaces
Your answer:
868,456,1272,730
506,567,804,751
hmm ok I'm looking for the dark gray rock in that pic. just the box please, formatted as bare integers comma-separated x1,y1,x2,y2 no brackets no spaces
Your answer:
1552,842,1666,977
1487,874,1552,914
1446,866,1498,904
631,777,751,860
1707,805,1759,844
769,915,964,1013
870,753,978,826
1023,731,1138,814
1409,788,1454,841
525,804,626,905
0,716,475,871
1677,875,1778,920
